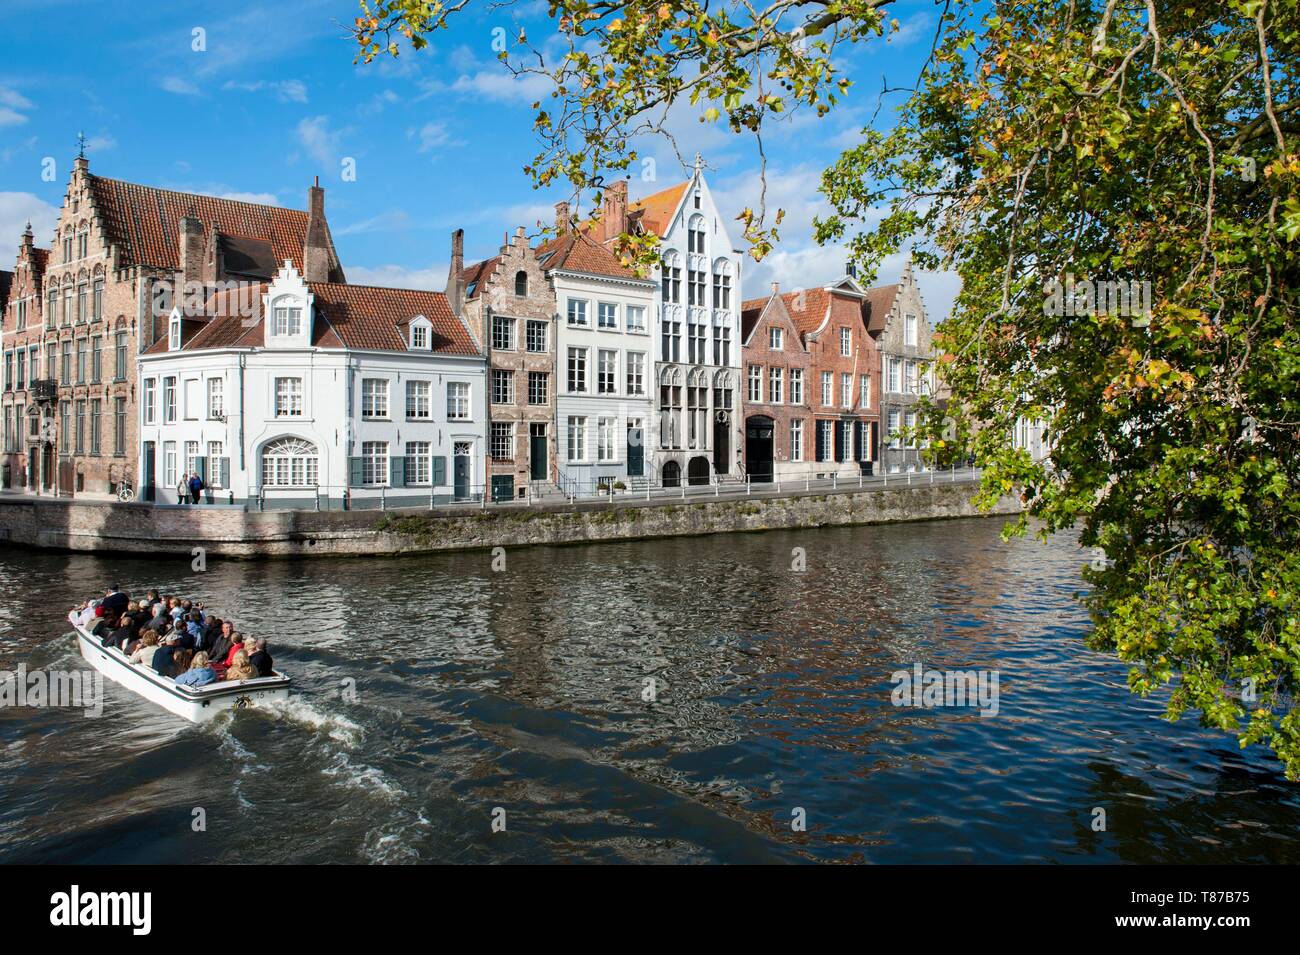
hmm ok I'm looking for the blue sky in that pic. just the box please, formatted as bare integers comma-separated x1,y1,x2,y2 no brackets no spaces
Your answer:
0,0,957,318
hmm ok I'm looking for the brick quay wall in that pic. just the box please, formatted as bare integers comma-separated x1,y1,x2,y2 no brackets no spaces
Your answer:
0,481,1022,559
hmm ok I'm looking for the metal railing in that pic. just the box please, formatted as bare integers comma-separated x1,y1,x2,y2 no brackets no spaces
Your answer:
140,464,985,512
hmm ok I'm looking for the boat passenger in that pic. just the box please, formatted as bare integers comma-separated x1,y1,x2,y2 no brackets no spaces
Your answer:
146,602,170,632
73,601,101,628
224,649,257,682
175,652,217,689
150,636,184,677
91,612,118,641
129,631,160,664
249,639,274,678
224,635,254,669
184,612,206,651
101,587,130,616
209,622,237,666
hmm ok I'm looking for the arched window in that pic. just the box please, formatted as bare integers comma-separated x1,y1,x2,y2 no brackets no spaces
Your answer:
688,215,707,255
661,251,681,304
514,270,528,297
261,437,319,487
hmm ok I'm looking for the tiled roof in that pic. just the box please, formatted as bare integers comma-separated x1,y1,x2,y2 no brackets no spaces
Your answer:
460,256,500,300
147,282,477,356
87,175,315,273
627,181,689,237
740,295,769,342
777,287,833,336
537,230,642,279
861,283,899,333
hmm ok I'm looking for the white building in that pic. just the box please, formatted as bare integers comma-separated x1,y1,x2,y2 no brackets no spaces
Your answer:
595,162,743,487
138,262,486,508
541,229,657,491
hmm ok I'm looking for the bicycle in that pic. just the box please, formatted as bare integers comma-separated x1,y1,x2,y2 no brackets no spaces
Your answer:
116,481,135,503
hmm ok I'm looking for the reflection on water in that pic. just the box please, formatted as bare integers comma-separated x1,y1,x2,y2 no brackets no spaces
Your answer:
0,516,1295,864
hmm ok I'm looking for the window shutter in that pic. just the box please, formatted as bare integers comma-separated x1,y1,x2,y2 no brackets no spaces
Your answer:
389,455,406,488
194,456,208,483
348,456,363,487
431,456,447,486
217,457,230,488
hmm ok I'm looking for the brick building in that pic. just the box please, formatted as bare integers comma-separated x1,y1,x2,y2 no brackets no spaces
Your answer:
873,261,943,473
0,155,343,498
2,225,51,491
739,285,813,481
452,226,556,501
740,275,882,480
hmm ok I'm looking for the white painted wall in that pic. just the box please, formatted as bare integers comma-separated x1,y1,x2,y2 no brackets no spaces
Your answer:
553,269,656,488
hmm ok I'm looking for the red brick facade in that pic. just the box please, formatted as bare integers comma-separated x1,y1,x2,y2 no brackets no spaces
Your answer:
740,277,881,480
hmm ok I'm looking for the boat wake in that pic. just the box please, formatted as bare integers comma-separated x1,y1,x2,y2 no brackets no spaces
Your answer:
260,696,364,747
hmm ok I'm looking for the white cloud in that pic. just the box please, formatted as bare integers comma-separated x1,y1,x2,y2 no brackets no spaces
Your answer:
0,135,39,164
409,122,455,153
0,86,34,126
0,192,61,251
84,135,116,153
222,79,309,103
0,87,34,111
218,191,281,205
295,115,350,167
161,76,200,96
345,261,449,291
421,66,552,105
336,210,410,237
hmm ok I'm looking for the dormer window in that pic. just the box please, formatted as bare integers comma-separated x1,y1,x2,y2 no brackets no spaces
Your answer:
274,304,303,336
514,270,528,297
408,316,433,351
168,313,181,351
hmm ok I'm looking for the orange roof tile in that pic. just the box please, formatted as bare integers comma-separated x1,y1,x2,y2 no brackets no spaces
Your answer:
148,282,477,356
861,283,899,333
627,181,689,237
88,175,317,274
537,230,642,279
460,256,501,300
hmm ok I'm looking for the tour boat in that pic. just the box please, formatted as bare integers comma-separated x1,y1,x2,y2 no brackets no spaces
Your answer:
70,614,291,723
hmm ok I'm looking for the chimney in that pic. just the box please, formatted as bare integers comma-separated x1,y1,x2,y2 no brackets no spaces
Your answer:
302,176,331,283
179,208,204,288
845,260,857,279
602,180,628,243
446,228,465,315
555,200,570,233
21,221,33,251
771,282,780,295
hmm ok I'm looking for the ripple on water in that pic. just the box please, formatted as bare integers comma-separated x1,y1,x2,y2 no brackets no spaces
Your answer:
0,517,1297,863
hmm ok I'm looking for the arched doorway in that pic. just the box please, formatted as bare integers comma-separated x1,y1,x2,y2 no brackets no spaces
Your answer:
662,460,681,488
687,456,710,486
745,415,774,483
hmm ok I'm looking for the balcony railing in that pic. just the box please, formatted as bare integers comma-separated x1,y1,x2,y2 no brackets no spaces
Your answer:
31,379,57,403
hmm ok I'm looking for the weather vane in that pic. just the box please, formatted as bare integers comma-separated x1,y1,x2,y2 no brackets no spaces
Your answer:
77,131,87,159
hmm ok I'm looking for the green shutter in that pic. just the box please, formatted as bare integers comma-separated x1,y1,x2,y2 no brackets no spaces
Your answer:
389,455,406,487
431,456,447,486
348,456,364,487
194,456,208,483
217,457,230,488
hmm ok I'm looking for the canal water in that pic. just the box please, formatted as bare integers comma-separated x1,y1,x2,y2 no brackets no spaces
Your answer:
0,516,1296,864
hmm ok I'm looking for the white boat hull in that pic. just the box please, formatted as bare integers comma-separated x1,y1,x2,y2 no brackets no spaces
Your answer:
71,617,291,723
